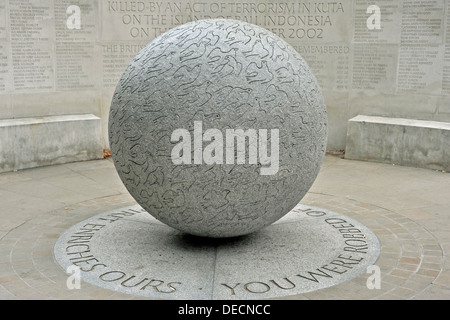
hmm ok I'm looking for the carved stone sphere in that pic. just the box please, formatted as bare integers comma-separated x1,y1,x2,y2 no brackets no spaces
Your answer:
109,19,328,238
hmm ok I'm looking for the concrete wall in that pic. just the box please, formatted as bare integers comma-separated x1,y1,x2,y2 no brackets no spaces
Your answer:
1,0,450,169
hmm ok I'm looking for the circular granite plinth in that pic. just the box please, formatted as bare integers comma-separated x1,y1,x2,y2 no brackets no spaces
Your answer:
54,204,380,300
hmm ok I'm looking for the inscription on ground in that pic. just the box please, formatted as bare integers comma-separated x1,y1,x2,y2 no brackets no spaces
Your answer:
54,204,380,299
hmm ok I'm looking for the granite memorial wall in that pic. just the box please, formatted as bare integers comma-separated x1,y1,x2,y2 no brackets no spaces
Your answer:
1,0,450,161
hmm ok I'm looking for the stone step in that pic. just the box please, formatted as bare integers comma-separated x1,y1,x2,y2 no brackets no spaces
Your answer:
345,115,450,171
0,114,103,173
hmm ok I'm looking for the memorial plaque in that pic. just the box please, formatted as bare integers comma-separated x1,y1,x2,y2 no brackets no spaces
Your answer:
54,0,98,42
397,0,445,95
54,1,100,90
54,204,380,300
351,44,398,93
9,0,55,92
102,42,147,89
231,1,353,44
100,0,166,41
56,42,100,91
354,0,401,44
0,3,12,94
442,1,450,95
297,44,350,91
101,1,352,43
400,0,444,45
397,45,444,94
0,2,7,39
0,41,11,93
0,1,342,112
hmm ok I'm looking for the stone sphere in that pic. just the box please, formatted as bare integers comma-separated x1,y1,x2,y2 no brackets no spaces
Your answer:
109,19,327,238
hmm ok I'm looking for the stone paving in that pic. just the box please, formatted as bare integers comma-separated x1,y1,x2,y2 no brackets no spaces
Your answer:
0,156,449,300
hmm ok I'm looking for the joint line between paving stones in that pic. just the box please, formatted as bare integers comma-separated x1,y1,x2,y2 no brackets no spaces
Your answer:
1,220,30,242
210,244,218,299
364,201,444,299
308,192,445,300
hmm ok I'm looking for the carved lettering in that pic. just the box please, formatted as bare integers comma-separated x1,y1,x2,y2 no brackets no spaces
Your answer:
244,282,271,294
140,279,180,293
99,271,126,282
58,204,375,298
296,268,332,283
270,278,296,290
221,283,240,295
121,275,149,288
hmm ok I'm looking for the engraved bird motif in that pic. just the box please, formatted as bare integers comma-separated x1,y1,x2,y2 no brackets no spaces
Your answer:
176,80,214,107
212,86,252,109
139,190,163,210
143,166,165,188
176,29,204,48
145,61,174,79
224,28,252,47
224,21,240,32
171,64,202,92
181,207,205,224
200,189,230,211
245,60,274,84
120,66,149,94
266,36,290,62
162,189,186,208
170,166,198,191
197,30,220,46
207,46,238,64
242,39,270,59
138,63,174,93
211,55,243,78
187,109,221,124
262,84,290,115
141,88,167,112
179,41,210,64
142,43,176,66
275,63,299,85
242,23,258,37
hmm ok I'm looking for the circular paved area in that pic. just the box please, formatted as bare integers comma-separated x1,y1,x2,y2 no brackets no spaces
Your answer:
0,156,449,299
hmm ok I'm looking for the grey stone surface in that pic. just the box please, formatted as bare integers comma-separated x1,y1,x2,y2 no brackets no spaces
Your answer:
345,115,450,171
53,203,380,300
0,114,104,173
109,19,328,238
